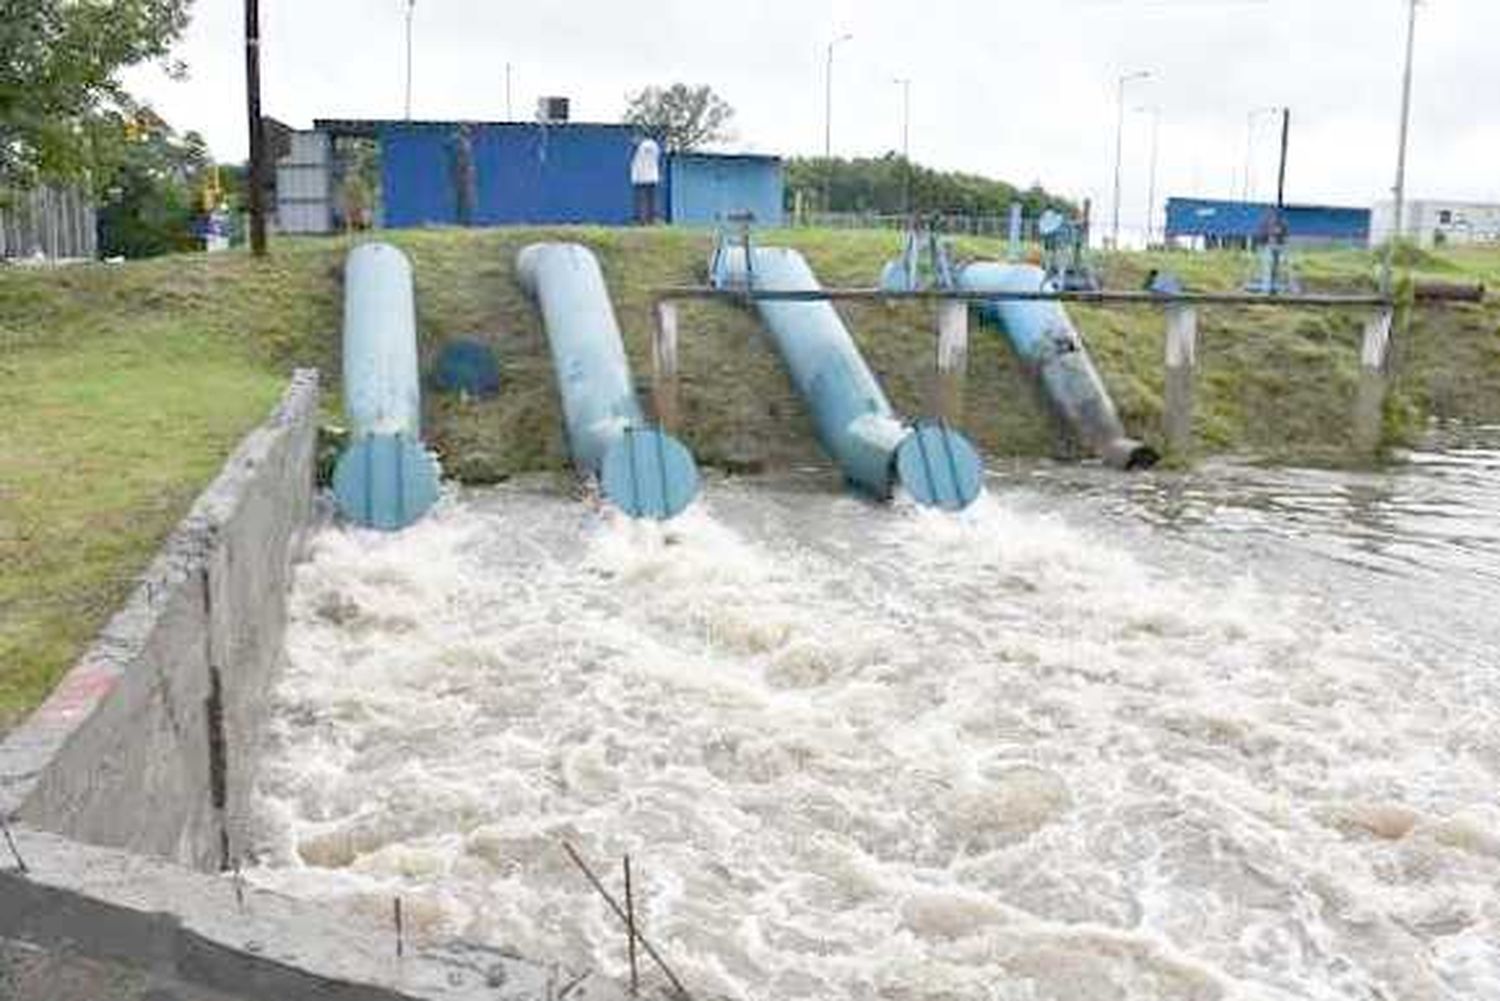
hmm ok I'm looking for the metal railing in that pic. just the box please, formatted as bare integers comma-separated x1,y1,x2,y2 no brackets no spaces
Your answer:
652,285,1394,307
643,280,1489,462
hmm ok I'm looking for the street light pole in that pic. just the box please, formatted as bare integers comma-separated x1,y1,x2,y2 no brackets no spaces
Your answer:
894,77,911,217
823,32,853,212
404,0,416,120
1111,70,1150,249
1385,0,1420,290
1242,106,1278,202
1136,106,1161,246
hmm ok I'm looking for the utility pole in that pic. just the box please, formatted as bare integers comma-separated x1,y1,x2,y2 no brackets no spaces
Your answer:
1274,107,1290,213
894,77,911,217
1385,0,1419,292
1111,70,1150,249
823,33,852,213
404,0,416,120
244,0,266,256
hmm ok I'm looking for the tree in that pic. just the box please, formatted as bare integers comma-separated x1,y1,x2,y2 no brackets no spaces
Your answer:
95,111,211,258
0,0,190,188
784,154,1075,220
622,84,734,151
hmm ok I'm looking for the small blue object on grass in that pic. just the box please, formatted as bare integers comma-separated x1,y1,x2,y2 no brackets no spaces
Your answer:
431,338,501,398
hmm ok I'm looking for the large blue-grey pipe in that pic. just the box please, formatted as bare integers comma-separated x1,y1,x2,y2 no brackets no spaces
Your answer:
958,262,1158,470
517,242,699,519
331,242,442,530
712,244,983,510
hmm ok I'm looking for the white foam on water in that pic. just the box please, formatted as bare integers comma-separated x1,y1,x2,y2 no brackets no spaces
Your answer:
250,479,1500,1001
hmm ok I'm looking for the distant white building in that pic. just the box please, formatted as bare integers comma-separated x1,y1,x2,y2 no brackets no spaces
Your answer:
274,129,335,235
1370,198,1500,248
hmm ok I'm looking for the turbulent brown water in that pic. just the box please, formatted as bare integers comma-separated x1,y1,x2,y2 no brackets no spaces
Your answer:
249,432,1500,1001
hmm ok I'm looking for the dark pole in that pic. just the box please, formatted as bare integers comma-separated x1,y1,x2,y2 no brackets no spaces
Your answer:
1275,107,1290,212
245,0,266,256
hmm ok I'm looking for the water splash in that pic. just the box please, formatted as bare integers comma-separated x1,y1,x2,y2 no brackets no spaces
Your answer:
250,474,1500,1001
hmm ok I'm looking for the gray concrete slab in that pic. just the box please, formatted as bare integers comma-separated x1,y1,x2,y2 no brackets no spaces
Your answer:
1,822,631,1000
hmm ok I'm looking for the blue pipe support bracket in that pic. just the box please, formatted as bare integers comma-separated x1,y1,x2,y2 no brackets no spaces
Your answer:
332,242,441,530
712,243,982,510
958,262,1159,471
516,242,699,519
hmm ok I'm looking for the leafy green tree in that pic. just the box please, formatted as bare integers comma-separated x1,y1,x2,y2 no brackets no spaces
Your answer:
0,0,190,187
622,84,734,151
95,111,211,258
785,153,1074,220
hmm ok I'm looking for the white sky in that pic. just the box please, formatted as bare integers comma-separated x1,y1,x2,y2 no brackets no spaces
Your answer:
123,0,1498,240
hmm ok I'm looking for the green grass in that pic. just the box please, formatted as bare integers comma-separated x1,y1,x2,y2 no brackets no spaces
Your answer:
3,227,1499,729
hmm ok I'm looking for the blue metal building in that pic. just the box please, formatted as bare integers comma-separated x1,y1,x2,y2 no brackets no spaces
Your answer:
1164,197,1370,249
375,121,646,227
315,119,783,229
667,153,784,227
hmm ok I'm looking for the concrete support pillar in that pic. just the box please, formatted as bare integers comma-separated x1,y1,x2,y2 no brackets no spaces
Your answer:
1354,308,1394,455
934,299,969,424
652,299,680,431
1164,304,1197,458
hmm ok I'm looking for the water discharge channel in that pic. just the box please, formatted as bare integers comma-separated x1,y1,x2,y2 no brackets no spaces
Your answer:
247,434,1500,1001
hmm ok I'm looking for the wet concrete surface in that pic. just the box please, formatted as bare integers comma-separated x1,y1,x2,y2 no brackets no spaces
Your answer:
1,938,252,1001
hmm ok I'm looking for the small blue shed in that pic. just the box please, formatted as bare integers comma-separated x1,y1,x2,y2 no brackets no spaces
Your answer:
1165,197,1370,249
667,153,784,227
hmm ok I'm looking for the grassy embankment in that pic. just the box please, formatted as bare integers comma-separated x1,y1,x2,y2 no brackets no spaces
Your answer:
3,227,1499,727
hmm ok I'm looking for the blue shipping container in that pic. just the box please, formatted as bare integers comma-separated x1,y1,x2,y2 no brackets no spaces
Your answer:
379,122,661,228
667,153,785,227
1164,196,1370,245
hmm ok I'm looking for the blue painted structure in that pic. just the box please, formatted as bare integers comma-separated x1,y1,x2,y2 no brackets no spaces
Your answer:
366,120,784,229
667,153,784,226
380,122,649,228
1164,197,1370,247
711,241,983,510
332,243,442,530
956,262,1157,470
517,242,700,519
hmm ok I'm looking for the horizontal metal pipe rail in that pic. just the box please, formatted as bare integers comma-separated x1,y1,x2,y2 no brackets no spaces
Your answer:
651,277,1482,466
653,286,1397,306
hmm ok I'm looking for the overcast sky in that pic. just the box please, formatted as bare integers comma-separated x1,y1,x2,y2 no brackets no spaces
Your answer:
123,0,1498,241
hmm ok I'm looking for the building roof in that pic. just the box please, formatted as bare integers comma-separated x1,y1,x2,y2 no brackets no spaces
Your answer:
313,118,646,137
669,150,782,163
1165,196,1370,239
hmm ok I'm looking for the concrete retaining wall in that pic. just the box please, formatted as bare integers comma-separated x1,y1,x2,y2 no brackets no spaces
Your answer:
0,370,321,871
0,369,627,1000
